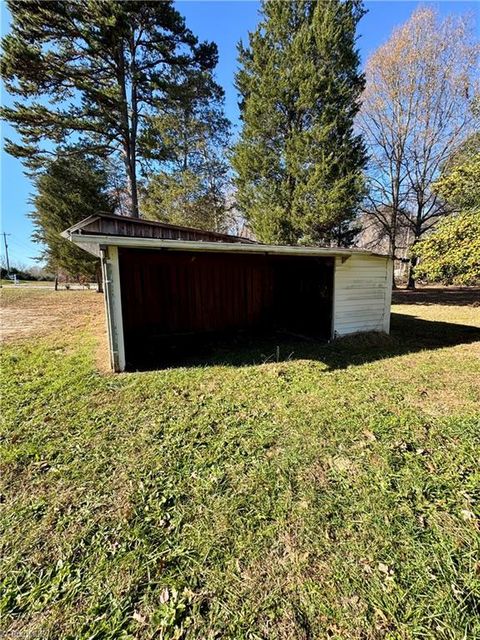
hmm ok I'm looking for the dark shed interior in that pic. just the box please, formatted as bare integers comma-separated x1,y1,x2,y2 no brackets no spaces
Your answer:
119,248,334,369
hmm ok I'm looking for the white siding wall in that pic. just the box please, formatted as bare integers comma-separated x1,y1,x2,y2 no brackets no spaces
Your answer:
102,245,126,372
333,254,393,337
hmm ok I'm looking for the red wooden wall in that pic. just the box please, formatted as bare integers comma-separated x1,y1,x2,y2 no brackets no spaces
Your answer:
118,248,333,367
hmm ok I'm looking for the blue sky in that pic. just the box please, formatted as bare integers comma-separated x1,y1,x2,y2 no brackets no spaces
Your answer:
1,1,478,266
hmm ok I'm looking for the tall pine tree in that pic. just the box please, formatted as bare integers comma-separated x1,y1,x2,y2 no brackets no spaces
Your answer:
232,0,366,245
31,154,116,281
1,0,220,218
140,75,231,231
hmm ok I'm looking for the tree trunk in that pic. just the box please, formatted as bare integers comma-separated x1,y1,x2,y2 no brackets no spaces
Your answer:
182,109,189,170
407,254,418,290
390,223,397,290
117,40,139,218
129,33,139,219
407,204,424,290
127,158,139,218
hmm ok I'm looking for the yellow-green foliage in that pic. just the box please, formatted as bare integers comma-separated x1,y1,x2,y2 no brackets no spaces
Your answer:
414,209,480,286
415,134,480,285
434,135,480,211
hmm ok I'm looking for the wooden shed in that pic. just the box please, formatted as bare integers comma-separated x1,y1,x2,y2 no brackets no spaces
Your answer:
63,214,393,371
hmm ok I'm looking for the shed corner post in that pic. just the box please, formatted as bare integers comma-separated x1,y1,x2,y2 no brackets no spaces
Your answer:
330,256,339,340
100,245,126,372
383,257,394,334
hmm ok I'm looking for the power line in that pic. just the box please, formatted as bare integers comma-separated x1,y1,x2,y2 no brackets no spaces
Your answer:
9,237,38,254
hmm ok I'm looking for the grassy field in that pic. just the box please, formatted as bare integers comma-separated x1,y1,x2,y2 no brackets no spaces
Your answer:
0,280,54,286
1,288,479,639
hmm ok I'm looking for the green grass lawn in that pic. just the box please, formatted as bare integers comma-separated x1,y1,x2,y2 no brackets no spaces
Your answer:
1,289,479,639
0,279,54,286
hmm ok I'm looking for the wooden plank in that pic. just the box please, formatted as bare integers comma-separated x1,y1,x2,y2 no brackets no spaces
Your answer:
80,213,254,244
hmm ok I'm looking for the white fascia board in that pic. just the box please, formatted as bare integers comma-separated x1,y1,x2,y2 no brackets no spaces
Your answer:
66,232,360,258
60,215,100,238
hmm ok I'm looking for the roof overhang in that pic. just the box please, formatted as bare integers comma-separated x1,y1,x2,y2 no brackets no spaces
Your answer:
62,231,361,259
61,213,390,260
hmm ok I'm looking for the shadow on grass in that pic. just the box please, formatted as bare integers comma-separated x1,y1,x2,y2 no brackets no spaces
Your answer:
392,287,480,307
126,311,480,372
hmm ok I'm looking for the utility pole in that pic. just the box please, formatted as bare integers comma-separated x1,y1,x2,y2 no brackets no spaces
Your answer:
2,232,11,277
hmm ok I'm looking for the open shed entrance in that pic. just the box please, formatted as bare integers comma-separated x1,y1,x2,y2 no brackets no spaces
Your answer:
118,248,334,369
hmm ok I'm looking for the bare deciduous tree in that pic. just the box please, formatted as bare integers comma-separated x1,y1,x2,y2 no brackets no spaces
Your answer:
358,7,479,287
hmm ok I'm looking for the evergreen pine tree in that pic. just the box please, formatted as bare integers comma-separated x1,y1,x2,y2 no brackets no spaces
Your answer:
140,78,231,231
30,154,116,280
1,0,219,218
232,0,366,245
